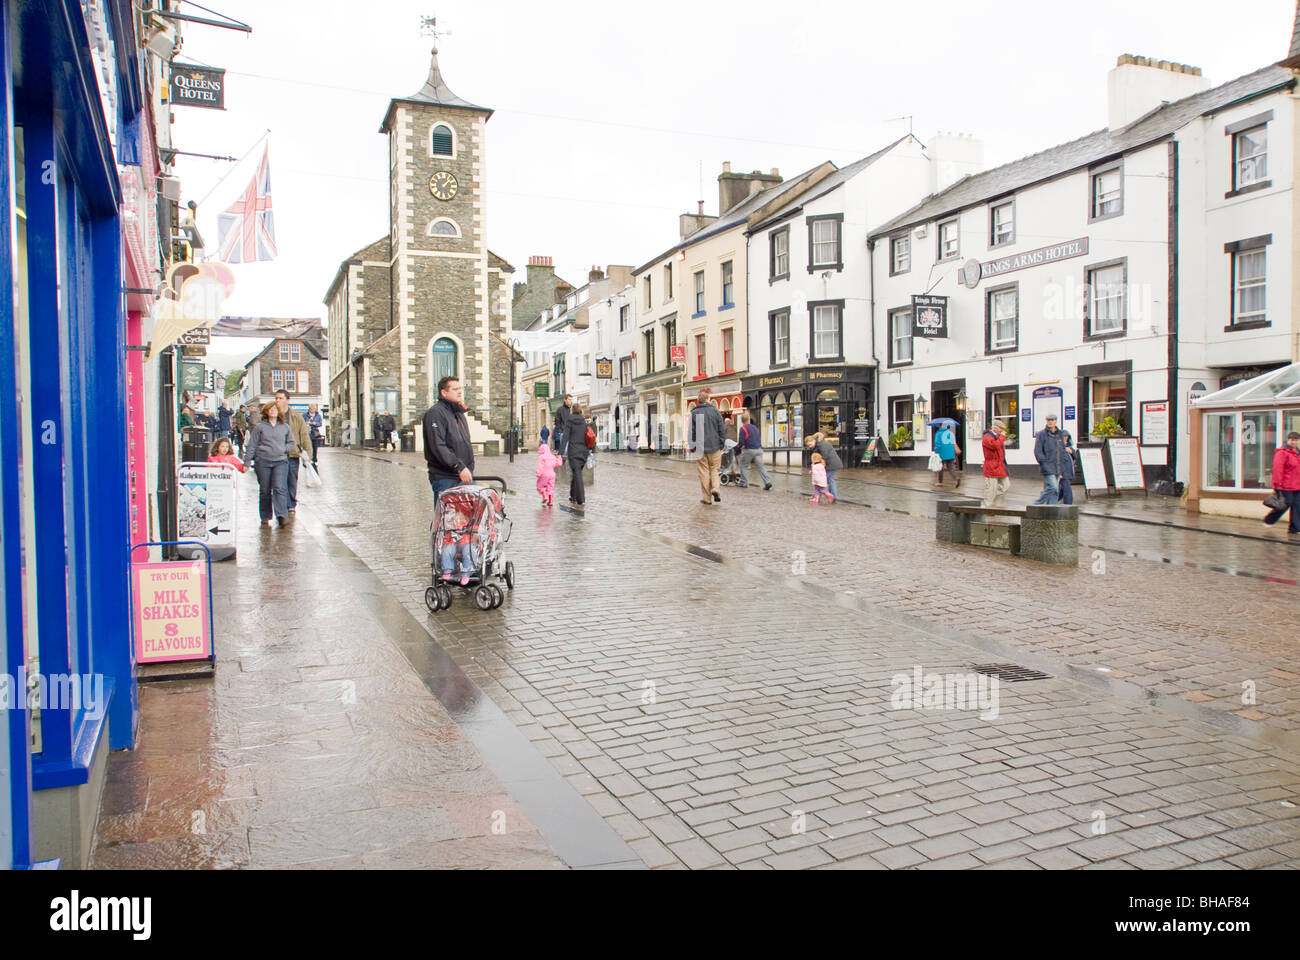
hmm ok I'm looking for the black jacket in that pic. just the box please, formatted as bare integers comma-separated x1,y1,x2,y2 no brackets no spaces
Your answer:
552,403,573,447
423,399,474,480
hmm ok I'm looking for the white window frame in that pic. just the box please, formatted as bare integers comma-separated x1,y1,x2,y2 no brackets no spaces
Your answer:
890,235,910,275
1088,375,1127,435
1233,248,1267,325
1204,409,1282,491
1091,166,1122,219
889,307,912,365
1087,262,1126,335
811,220,840,268
772,229,789,279
811,303,841,360
989,200,1014,246
721,327,734,372
427,217,461,238
772,310,790,366
1234,126,1267,189
694,270,705,313
937,218,959,261
279,341,301,363
721,261,734,306
988,287,1017,352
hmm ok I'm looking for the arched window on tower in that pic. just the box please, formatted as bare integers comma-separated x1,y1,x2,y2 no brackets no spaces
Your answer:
427,218,460,238
432,338,458,388
431,123,454,157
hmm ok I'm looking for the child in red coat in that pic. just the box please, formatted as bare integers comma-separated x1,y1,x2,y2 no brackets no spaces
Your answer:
208,437,246,473
535,428,563,507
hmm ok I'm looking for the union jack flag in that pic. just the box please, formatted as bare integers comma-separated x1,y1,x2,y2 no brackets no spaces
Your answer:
217,146,278,263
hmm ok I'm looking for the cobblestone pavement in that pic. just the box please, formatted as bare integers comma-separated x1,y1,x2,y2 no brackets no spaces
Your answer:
300,447,1300,869
90,477,566,870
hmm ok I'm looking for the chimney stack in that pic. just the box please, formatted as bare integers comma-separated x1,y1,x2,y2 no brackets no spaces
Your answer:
588,266,605,283
718,164,783,214
1108,54,1210,129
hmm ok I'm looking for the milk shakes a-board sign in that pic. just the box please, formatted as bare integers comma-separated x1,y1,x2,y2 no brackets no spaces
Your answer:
912,295,948,339
169,65,225,110
132,561,213,664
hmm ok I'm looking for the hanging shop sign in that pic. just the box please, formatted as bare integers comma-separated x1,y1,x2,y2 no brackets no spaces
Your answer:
170,64,226,110
670,344,687,365
962,238,1089,286
595,358,614,380
1106,437,1146,490
912,295,948,339
533,381,550,398
178,328,210,345
179,361,206,392
1140,401,1170,446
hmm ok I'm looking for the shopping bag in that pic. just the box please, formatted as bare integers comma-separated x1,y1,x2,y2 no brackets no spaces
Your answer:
1263,491,1286,511
927,452,942,471
301,459,322,489
586,452,595,471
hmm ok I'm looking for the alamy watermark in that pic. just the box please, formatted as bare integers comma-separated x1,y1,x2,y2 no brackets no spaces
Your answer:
890,665,1000,720
0,668,107,719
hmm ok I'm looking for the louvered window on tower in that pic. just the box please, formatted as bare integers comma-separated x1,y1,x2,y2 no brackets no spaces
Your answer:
431,124,453,156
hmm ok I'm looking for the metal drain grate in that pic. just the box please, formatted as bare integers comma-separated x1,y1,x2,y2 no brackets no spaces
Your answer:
971,663,1052,682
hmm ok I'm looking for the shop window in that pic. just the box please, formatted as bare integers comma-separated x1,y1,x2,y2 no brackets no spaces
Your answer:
889,307,912,366
986,285,1018,353
817,389,841,446
762,390,803,448
988,387,1019,449
770,310,790,366
695,333,706,378
1089,376,1128,435
1086,261,1126,336
889,396,914,450
722,328,734,373
1206,410,1278,490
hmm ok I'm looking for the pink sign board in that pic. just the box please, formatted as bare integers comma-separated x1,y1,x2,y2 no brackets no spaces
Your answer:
132,561,214,664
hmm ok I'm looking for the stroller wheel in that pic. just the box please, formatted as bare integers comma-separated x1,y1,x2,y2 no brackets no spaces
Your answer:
436,584,453,609
489,584,504,608
474,585,495,611
504,561,515,591
719,473,730,486
424,586,442,612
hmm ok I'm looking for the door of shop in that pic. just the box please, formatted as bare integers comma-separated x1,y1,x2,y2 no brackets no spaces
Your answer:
931,381,966,470
646,401,658,453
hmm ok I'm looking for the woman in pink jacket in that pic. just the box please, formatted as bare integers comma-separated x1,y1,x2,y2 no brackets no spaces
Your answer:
535,427,564,508
1264,431,1300,535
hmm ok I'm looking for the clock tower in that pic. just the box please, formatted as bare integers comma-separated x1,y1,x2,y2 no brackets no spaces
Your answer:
376,43,514,446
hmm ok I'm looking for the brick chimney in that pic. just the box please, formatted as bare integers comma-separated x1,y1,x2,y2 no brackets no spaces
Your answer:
588,265,605,283
1108,54,1210,129
680,199,719,239
718,163,782,214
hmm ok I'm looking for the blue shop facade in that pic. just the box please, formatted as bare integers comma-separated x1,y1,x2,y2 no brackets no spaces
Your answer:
2,0,145,868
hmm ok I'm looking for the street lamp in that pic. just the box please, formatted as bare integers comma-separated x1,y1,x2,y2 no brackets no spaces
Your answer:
955,387,967,412
493,327,524,462
915,392,928,418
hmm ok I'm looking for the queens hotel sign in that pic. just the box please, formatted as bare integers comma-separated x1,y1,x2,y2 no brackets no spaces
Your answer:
170,65,226,110
960,237,1089,288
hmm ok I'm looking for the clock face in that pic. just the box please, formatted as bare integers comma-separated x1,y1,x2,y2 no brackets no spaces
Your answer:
429,171,458,201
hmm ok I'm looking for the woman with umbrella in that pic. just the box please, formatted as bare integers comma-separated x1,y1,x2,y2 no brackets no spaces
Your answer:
930,418,962,489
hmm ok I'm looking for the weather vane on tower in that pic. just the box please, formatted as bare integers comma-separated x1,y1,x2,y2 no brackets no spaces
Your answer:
419,14,451,53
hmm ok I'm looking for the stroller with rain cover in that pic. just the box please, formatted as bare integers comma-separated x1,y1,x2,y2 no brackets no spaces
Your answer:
425,478,514,613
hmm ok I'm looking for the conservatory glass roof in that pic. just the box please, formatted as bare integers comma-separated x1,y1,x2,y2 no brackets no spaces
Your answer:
1192,363,1300,409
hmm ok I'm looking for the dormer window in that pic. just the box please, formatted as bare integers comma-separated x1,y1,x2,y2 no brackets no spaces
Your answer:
278,341,302,362
431,123,454,157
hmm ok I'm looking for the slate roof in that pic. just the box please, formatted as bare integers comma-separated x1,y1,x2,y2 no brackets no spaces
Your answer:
1285,1,1300,66
633,162,831,275
749,135,917,233
870,65,1296,240
380,49,492,132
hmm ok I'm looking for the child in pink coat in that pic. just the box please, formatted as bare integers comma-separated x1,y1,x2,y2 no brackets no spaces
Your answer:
535,428,563,507
208,437,246,473
809,453,833,504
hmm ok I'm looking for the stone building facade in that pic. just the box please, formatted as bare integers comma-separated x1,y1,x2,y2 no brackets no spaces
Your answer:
326,48,514,449
326,236,391,442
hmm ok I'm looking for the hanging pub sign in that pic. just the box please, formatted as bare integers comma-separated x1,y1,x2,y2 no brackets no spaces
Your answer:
595,357,614,380
179,361,206,392
912,295,948,339
670,344,687,365
170,64,226,110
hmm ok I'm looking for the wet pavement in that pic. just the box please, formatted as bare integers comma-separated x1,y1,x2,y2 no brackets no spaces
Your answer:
282,447,1300,869
89,474,582,870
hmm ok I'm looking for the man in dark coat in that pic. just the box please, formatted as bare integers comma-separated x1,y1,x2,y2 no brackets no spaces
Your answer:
1033,414,1067,505
552,394,574,457
689,387,726,504
567,406,588,507
423,377,475,502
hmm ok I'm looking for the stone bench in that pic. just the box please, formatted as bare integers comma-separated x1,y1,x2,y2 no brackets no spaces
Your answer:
935,498,1078,564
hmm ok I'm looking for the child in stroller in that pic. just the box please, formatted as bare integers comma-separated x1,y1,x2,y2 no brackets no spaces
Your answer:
438,504,479,586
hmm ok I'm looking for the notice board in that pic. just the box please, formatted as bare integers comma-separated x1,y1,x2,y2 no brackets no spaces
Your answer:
1107,438,1146,490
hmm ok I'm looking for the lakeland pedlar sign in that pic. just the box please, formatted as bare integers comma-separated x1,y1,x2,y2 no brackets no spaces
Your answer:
961,237,1089,287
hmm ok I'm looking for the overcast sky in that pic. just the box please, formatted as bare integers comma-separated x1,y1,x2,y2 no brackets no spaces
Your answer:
180,0,1298,375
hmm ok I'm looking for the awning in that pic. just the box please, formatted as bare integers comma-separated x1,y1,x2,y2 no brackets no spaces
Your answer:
1193,362,1300,410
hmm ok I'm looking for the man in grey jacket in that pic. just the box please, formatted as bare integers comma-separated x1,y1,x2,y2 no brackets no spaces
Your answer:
689,387,726,504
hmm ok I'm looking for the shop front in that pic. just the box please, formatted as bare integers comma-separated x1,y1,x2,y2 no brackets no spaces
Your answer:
742,365,874,467
615,386,638,451
634,368,683,454
3,0,142,869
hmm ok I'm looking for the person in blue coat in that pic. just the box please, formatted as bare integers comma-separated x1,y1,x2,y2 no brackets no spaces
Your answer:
933,423,961,489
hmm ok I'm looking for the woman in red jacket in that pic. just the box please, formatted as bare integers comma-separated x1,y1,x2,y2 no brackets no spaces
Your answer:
1264,431,1300,535
981,421,1010,508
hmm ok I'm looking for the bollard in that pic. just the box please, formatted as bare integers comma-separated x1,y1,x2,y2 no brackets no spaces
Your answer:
1020,504,1079,564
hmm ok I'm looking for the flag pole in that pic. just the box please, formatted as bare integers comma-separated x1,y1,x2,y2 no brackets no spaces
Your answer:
194,128,271,208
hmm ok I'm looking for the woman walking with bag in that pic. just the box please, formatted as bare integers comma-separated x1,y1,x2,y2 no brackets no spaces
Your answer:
567,406,589,508
1264,431,1300,536
246,402,294,527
